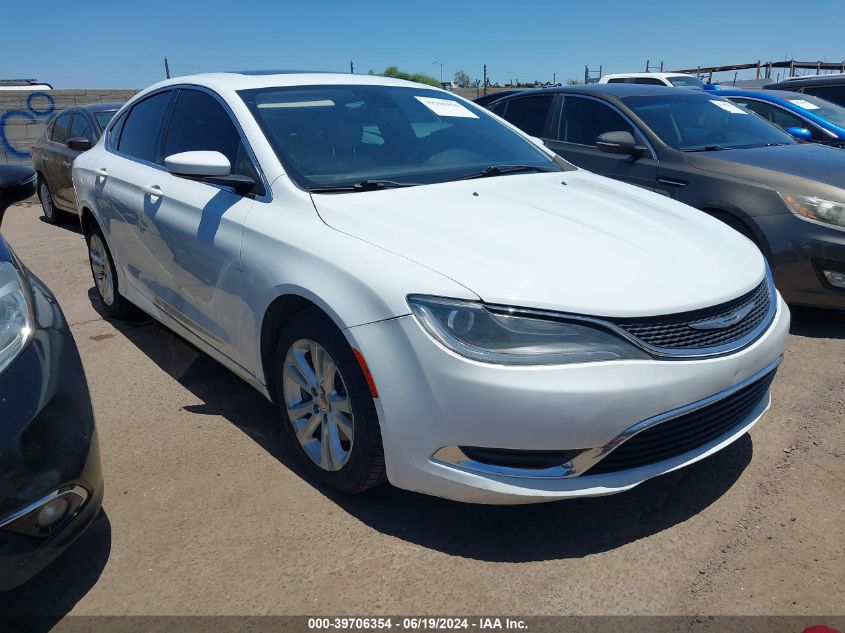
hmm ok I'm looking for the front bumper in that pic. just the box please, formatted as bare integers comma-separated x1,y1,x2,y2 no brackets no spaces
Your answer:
757,212,845,309
0,271,102,591
346,294,790,504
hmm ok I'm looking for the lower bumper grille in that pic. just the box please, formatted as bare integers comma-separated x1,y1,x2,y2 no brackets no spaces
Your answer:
585,369,777,475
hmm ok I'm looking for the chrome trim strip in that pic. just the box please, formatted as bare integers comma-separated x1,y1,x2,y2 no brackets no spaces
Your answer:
487,266,777,360
431,355,781,480
0,485,89,530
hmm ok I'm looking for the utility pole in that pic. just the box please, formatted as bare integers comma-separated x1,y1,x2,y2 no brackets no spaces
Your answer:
350,60,354,74
483,64,488,95
164,57,171,79
433,61,443,85
553,72,556,84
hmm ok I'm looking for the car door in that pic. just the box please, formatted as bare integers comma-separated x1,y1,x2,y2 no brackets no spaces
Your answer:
97,90,175,305
59,112,96,208
42,111,74,208
545,95,659,190
137,87,262,361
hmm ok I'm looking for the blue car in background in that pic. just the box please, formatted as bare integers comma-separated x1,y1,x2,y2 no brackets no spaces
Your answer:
717,88,845,147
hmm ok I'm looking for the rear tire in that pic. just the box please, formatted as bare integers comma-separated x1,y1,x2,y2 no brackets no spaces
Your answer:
37,177,66,224
272,308,386,493
85,223,136,319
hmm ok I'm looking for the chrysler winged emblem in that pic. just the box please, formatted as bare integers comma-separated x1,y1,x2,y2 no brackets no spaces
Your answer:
689,301,755,330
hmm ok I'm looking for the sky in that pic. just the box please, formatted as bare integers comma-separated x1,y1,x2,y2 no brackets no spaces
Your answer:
2,0,844,89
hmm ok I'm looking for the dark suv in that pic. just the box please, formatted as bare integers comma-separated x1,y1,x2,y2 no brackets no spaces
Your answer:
31,103,121,223
764,74,845,107
486,84,845,309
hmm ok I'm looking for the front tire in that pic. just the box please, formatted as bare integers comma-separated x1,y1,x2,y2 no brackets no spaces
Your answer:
85,224,135,319
273,308,386,493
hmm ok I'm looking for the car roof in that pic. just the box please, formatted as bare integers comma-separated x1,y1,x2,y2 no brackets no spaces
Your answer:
779,72,845,82
765,74,845,88
133,71,443,99
77,101,124,112
502,83,708,99
601,72,693,80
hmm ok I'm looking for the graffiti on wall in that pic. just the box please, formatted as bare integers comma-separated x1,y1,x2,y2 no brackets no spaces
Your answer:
0,92,56,159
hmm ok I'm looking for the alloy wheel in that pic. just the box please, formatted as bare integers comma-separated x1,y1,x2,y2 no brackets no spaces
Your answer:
88,233,115,306
282,338,354,471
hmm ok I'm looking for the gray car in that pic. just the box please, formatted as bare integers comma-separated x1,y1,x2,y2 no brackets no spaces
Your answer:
31,103,121,223
487,84,845,309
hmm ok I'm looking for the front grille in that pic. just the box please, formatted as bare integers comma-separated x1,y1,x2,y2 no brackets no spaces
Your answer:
608,278,771,351
585,369,777,475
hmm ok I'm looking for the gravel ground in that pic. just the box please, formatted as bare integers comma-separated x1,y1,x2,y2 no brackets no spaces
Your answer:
0,200,842,620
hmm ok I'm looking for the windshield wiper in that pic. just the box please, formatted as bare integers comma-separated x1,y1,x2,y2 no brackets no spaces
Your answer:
683,145,731,152
458,164,553,180
309,180,423,193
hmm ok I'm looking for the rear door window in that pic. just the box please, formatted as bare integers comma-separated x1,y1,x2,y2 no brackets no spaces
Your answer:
500,95,554,137
633,77,667,85
118,91,173,163
50,113,72,143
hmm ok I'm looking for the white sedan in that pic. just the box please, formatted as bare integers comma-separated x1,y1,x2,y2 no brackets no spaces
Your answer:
72,72,789,503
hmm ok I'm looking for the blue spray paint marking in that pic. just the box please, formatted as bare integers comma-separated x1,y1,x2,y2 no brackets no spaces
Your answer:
0,92,56,159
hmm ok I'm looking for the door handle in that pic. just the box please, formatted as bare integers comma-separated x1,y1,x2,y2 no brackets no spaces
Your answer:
62,160,72,167
140,184,164,197
93,167,108,177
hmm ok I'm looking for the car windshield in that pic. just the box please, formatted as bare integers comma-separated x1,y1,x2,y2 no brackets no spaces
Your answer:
784,94,845,128
667,76,704,88
622,93,796,151
239,84,568,191
94,110,118,132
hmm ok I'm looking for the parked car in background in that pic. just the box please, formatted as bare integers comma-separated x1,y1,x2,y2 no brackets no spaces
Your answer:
31,103,122,223
599,72,705,89
764,73,845,107
72,72,789,504
718,88,845,147
0,166,102,590
473,89,522,108
487,84,845,309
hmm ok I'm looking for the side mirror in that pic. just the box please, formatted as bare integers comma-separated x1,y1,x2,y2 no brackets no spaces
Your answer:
784,127,812,142
164,150,256,194
596,131,642,156
67,137,92,151
0,166,37,227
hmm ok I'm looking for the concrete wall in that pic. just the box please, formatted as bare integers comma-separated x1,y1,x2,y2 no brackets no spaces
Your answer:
0,89,137,165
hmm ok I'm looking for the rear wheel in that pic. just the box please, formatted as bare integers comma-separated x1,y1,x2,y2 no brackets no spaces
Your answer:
85,224,136,319
273,308,385,493
37,177,64,224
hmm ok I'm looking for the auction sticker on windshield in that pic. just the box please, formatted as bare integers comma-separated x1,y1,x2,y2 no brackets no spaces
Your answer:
710,100,748,114
415,96,478,118
790,99,821,110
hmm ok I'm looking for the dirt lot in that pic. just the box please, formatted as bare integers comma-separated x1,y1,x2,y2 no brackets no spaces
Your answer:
0,199,843,620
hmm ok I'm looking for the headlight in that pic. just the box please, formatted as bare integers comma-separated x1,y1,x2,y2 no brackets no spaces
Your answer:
779,192,845,229
407,295,648,365
0,261,34,374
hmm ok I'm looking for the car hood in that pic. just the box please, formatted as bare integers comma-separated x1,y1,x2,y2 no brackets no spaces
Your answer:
684,143,845,194
311,170,766,317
